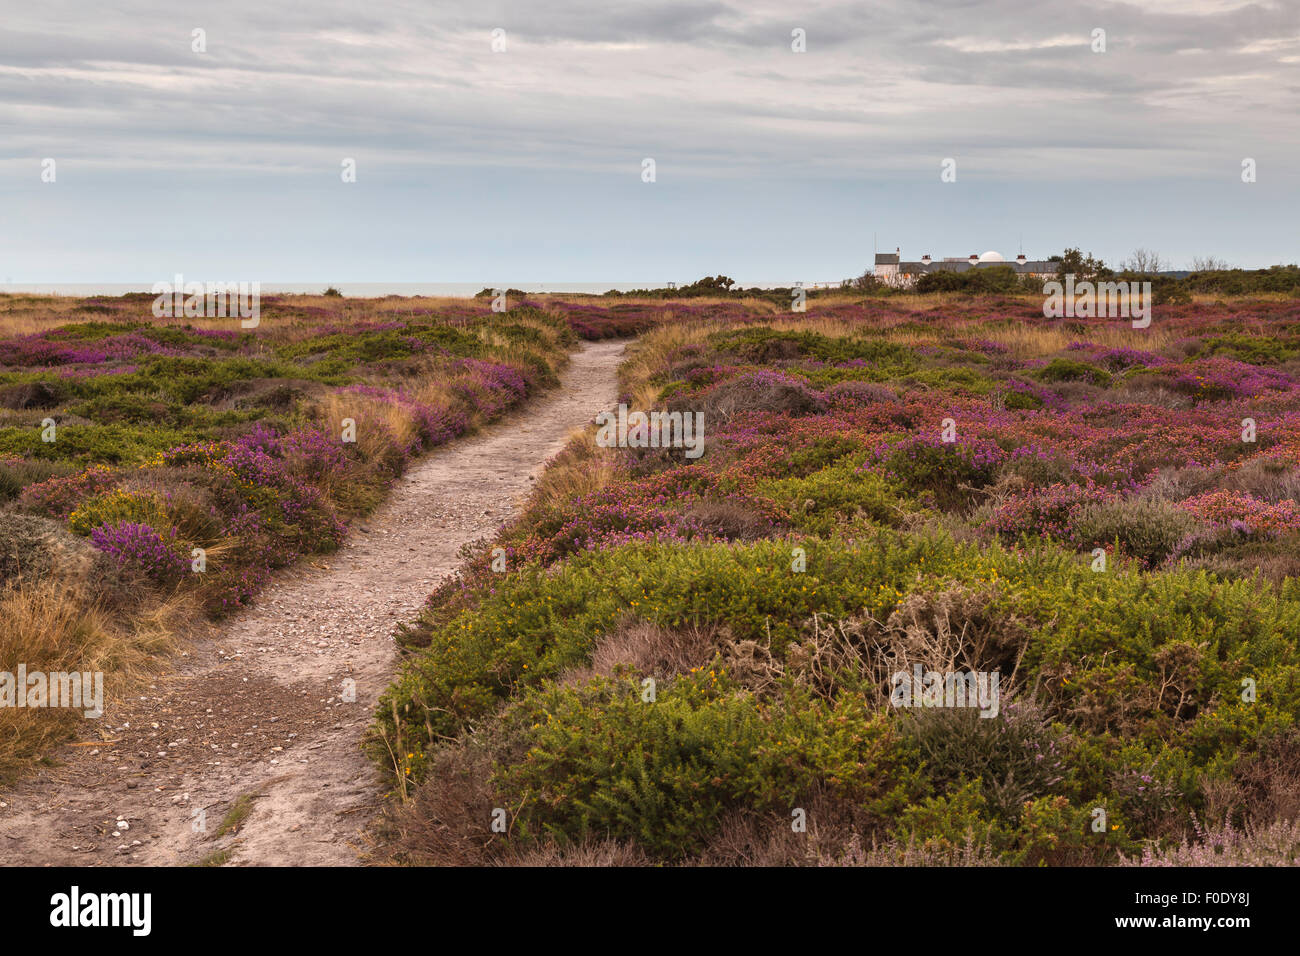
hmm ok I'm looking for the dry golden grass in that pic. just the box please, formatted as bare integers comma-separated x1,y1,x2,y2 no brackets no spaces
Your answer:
870,320,1178,358
0,579,193,782
0,292,483,338
618,295,1189,373
316,391,418,465
0,584,109,774
528,429,619,510
0,295,88,336
618,322,713,394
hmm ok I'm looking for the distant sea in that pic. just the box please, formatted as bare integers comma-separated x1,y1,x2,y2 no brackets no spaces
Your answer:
0,282,763,299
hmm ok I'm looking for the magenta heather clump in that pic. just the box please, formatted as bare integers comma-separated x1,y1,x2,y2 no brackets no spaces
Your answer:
90,520,189,583
991,482,1118,543
341,384,470,453
19,467,119,519
280,426,348,478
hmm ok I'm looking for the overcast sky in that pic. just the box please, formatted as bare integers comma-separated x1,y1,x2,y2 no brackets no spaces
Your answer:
1,0,1297,285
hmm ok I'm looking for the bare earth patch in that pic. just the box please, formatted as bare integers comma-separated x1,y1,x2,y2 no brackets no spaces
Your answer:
0,339,624,866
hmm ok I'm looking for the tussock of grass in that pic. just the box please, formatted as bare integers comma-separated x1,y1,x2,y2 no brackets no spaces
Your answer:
191,846,236,867
213,793,258,838
528,430,619,509
0,579,188,782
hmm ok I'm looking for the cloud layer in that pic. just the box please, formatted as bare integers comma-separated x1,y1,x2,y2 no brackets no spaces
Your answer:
2,0,1296,282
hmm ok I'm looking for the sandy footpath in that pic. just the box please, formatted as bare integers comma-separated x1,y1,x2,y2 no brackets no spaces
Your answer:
0,339,624,866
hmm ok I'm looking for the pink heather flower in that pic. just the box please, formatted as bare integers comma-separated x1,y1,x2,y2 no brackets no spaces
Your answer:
1180,490,1300,535
90,521,189,583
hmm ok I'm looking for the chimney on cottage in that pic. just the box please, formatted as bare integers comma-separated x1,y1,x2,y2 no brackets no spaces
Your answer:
968,253,979,265
921,254,932,265
1016,253,1027,265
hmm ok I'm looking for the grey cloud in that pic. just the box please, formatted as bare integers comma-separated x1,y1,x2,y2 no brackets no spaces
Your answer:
1,1,1297,183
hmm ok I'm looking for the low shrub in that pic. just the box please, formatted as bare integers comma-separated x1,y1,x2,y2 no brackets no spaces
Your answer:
1072,497,1202,566
89,520,190,585
68,488,169,536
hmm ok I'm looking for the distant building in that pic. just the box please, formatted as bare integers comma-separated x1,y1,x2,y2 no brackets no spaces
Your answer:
873,248,1058,289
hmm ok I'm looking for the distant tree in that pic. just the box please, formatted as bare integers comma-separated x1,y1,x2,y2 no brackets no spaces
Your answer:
916,264,1022,295
323,287,343,297
850,270,883,291
1190,256,1231,271
700,275,735,290
1119,248,1165,274
1056,248,1110,280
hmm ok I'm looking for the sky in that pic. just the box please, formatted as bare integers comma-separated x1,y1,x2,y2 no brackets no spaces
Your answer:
1,0,1297,286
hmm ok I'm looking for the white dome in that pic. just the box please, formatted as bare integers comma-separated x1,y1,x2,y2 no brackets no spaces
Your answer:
979,250,1004,262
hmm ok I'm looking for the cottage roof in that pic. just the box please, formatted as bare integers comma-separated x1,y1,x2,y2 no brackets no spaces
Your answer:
896,260,1058,274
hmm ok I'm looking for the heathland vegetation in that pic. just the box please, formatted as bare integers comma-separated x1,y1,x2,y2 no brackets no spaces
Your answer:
0,293,575,780
5,288,1300,868
372,294,1300,866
